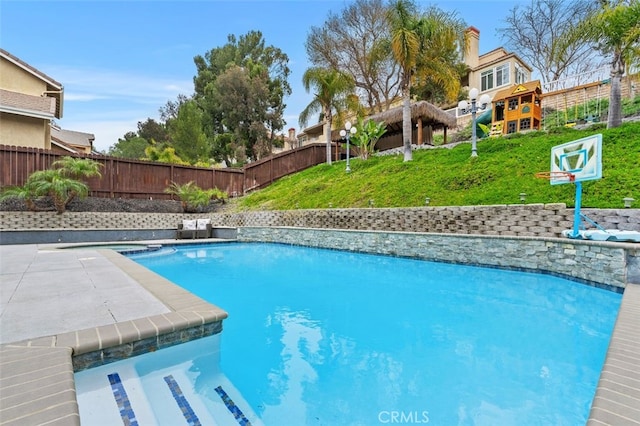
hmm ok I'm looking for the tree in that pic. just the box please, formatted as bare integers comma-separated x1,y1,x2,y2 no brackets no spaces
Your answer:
498,0,601,84
168,99,210,164
0,157,102,214
209,65,271,160
108,135,149,159
299,67,355,165
164,181,227,213
193,31,291,163
110,118,169,160
137,118,169,144
305,0,401,113
52,156,103,181
388,0,467,161
565,0,640,128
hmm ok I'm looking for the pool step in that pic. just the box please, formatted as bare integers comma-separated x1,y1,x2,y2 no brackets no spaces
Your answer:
76,366,259,425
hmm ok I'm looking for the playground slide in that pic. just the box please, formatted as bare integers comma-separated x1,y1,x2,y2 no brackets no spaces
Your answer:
475,108,492,137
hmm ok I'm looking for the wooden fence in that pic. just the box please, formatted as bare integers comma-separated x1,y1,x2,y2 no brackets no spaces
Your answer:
0,143,331,200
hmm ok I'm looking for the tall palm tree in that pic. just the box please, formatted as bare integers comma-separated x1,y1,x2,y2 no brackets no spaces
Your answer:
388,0,467,161
299,67,355,165
560,0,640,128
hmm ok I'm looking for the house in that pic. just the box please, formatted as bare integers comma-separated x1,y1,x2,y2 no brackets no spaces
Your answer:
51,126,95,154
462,27,533,103
0,49,63,150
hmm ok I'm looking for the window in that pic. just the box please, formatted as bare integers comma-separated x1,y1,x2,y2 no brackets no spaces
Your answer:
515,64,527,84
496,64,509,87
507,120,517,134
520,118,531,130
508,98,519,110
481,69,494,91
481,64,511,91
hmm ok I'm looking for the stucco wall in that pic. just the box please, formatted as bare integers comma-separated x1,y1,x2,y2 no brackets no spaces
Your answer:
0,113,49,149
0,56,47,95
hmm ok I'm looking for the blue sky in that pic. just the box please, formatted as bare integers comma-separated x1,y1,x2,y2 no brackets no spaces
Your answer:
2,0,526,152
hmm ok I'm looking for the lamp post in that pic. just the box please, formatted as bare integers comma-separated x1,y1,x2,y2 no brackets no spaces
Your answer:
339,121,357,172
458,88,491,157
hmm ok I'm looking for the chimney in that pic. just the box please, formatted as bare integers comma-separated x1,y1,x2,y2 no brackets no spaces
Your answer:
464,26,480,69
288,128,296,140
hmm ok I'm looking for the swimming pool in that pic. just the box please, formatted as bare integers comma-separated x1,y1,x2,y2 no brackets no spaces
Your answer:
76,242,622,425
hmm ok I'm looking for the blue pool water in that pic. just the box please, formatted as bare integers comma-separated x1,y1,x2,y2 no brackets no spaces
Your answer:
78,242,622,425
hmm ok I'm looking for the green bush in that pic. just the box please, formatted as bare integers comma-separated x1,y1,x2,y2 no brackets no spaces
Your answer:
0,157,102,214
164,181,227,213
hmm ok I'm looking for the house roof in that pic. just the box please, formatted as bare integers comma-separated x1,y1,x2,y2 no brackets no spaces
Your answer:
51,127,95,149
492,80,542,102
0,49,64,118
361,100,457,136
0,89,56,119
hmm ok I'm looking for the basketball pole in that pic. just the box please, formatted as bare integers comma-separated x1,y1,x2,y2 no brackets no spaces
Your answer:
572,181,583,238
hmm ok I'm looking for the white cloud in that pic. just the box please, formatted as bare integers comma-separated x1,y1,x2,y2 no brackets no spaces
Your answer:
49,65,194,104
61,119,145,153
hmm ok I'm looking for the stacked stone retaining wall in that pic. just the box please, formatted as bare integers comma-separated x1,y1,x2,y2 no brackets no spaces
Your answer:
1,204,639,236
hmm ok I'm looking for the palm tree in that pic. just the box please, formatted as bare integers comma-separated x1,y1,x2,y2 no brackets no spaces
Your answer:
388,0,467,161
28,169,89,214
53,156,103,180
562,0,640,128
299,67,355,165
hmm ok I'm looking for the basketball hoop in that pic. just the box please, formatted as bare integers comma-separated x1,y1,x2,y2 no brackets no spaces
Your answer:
535,171,575,182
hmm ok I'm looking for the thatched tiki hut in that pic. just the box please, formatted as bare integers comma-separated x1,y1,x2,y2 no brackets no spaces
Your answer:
356,101,457,152
331,101,458,157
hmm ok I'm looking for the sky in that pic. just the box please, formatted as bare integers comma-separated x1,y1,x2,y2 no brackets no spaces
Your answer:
1,0,528,152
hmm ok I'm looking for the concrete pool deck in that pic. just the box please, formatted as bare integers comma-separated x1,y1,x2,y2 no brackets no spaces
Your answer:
0,240,229,425
0,240,639,425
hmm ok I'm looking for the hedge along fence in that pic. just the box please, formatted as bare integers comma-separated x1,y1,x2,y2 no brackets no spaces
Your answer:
0,143,330,200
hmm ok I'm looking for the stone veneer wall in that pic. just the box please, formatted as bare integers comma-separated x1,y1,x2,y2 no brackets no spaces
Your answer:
237,227,638,290
1,204,639,236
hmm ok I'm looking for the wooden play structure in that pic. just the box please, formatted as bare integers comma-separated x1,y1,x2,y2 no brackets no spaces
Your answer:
489,80,542,136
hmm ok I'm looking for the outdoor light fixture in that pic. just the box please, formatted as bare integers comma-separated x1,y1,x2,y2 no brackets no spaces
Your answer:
458,88,491,157
425,197,431,206
519,192,527,203
339,121,357,173
623,197,635,208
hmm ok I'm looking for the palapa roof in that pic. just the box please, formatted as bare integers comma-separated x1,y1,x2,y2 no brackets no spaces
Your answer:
365,100,457,135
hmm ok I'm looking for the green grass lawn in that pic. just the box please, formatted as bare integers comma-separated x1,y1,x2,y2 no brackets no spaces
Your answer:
232,121,640,210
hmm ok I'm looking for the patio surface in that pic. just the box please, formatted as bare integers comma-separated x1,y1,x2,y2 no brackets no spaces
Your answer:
0,240,228,425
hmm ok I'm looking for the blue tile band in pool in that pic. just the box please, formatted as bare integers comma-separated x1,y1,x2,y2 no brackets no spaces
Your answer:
164,375,202,426
107,373,139,426
214,385,252,426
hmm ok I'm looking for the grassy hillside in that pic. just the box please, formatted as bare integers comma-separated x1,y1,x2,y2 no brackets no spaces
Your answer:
232,121,640,210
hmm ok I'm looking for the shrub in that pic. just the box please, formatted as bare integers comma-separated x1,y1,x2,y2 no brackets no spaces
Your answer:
0,157,101,214
164,181,227,213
